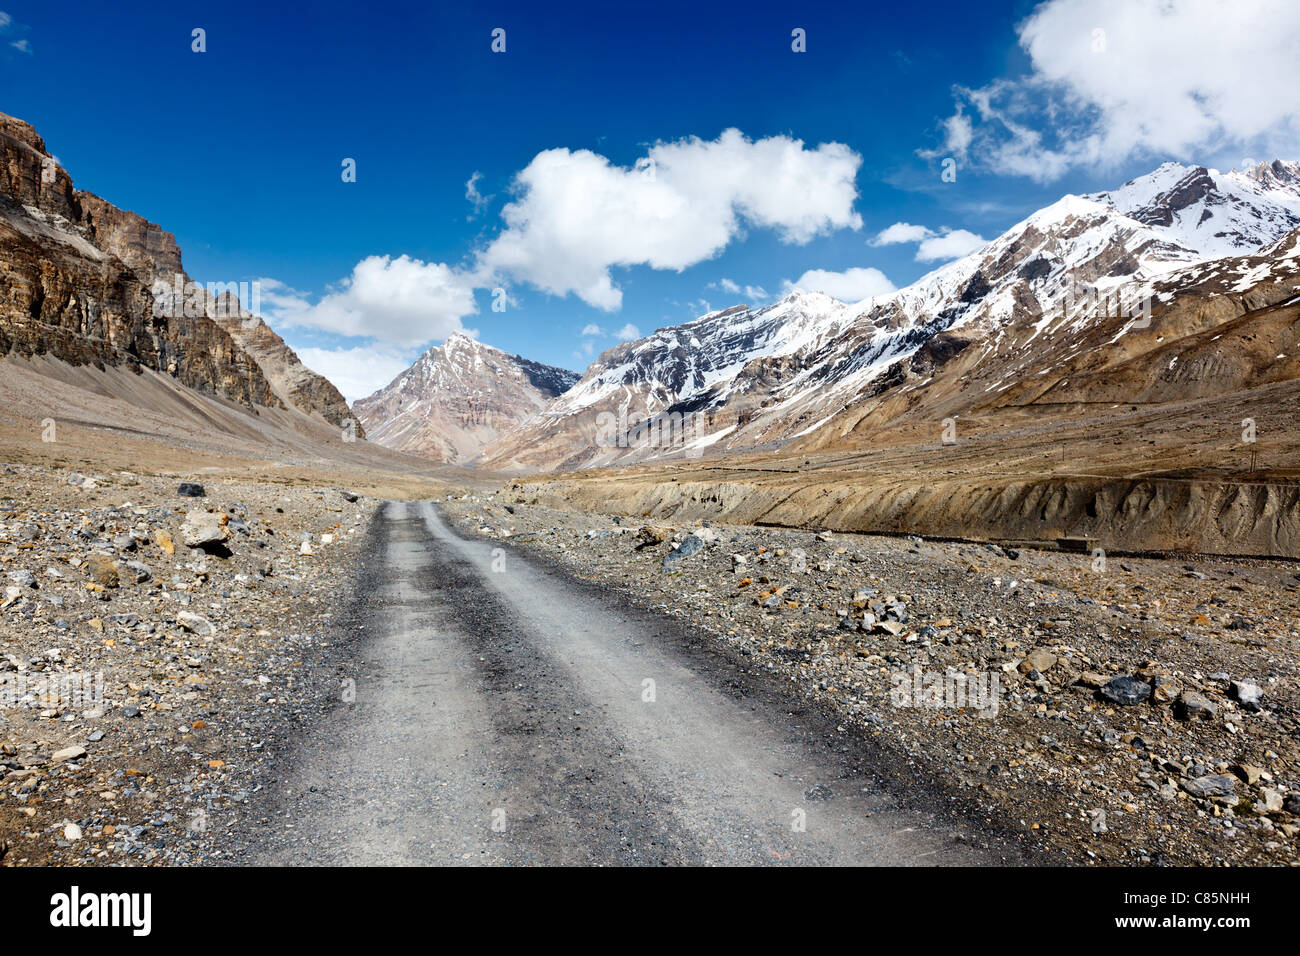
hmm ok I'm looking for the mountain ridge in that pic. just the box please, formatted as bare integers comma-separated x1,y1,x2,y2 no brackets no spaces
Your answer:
354,332,578,464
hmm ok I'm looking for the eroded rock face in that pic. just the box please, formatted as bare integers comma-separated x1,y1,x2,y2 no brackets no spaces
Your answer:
0,113,79,220
0,110,356,431
205,298,362,435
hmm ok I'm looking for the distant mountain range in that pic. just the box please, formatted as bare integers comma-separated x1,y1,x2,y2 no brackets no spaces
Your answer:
457,159,1300,471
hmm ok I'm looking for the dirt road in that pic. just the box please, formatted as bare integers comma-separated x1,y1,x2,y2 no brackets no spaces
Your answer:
244,501,1013,865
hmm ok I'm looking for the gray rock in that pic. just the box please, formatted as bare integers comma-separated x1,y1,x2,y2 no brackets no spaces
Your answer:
177,482,206,497
1229,680,1263,712
180,510,228,550
176,611,215,636
121,560,153,584
1098,675,1151,706
1182,774,1237,800
661,533,706,567
7,570,37,588
1175,691,1218,721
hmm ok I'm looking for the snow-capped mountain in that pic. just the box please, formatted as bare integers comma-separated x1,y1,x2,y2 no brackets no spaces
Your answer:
354,332,579,464
479,160,1300,472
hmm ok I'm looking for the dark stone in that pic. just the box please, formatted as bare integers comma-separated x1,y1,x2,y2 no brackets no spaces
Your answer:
1182,774,1236,800
1097,675,1152,706
661,533,706,567
177,483,206,497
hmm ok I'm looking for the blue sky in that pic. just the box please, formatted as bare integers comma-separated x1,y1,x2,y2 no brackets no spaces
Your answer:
4,0,1297,400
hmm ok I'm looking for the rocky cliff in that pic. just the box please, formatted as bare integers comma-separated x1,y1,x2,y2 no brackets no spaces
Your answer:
0,111,357,433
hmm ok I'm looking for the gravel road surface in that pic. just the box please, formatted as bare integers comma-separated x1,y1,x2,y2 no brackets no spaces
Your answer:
246,501,1011,865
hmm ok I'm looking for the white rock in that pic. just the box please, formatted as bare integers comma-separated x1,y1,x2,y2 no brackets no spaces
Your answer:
176,611,215,636
52,745,86,763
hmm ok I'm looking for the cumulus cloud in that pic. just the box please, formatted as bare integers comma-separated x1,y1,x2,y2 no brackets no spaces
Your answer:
916,229,987,261
475,128,863,310
296,346,418,404
783,267,896,302
926,0,1300,181
873,222,933,245
261,128,865,397
264,256,476,347
873,223,987,261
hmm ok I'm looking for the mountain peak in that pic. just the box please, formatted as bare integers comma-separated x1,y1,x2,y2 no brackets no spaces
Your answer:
355,336,578,464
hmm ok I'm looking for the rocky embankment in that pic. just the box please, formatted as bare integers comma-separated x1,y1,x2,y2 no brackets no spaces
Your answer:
443,491,1300,866
0,465,376,865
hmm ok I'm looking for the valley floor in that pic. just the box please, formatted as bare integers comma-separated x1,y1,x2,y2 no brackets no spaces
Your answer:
3,458,1298,866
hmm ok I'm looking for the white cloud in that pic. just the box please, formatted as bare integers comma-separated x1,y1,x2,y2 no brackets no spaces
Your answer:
928,0,1300,180
614,323,640,340
580,323,604,336
873,222,933,245
257,277,313,316
296,346,418,404
0,10,32,54
871,223,987,261
264,256,476,347
916,229,987,261
465,171,490,218
783,267,896,302
710,277,769,301
475,128,863,310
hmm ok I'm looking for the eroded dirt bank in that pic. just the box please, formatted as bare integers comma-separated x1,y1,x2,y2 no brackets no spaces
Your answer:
518,472,1300,558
